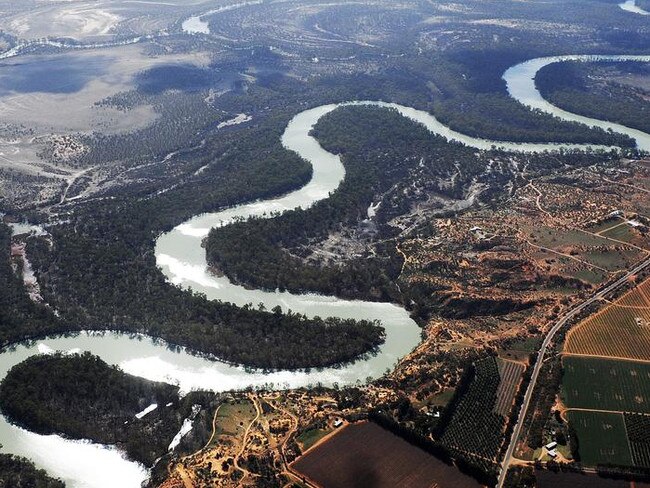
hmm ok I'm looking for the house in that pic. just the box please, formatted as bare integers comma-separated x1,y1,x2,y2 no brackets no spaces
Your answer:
547,449,558,458
545,441,558,450
333,419,343,428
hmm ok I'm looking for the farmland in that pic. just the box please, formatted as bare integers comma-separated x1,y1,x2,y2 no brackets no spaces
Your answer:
291,421,480,488
536,470,642,488
566,411,633,467
559,278,650,473
625,413,650,468
441,357,523,464
525,224,645,274
495,360,526,417
562,356,650,414
565,277,650,362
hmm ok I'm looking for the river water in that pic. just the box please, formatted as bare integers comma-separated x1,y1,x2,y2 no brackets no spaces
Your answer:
619,0,650,15
0,55,649,487
503,54,650,152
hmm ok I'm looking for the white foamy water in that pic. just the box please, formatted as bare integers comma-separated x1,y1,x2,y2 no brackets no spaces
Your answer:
619,0,650,15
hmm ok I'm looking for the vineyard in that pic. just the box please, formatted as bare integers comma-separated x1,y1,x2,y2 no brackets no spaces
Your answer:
562,356,650,414
494,359,525,416
565,277,650,361
566,411,633,466
625,413,650,468
441,357,523,466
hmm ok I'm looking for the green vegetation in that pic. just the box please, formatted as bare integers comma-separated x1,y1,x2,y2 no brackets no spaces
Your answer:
429,388,456,407
296,428,330,451
213,400,256,439
503,466,536,488
624,413,650,468
0,454,64,488
206,104,622,315
440,357,507,468
0,353,195,466
206,104,476,302
536,61,650,135
566,411,633,467
0,454,65,488
562,356,650,414
0,224,62,347
24,113,384,371
425,48,635,147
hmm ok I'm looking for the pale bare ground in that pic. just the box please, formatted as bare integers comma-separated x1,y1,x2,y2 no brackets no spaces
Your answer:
0,44,210,178
0,0,213,41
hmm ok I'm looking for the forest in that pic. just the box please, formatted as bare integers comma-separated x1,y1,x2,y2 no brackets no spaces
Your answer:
418,48,635,148
536,61,650,135
0,224,64,347
205,104,470,302
0,454,64,488
24,111,385,371
4,40,636,372
205,104,623,313
0,352,202,466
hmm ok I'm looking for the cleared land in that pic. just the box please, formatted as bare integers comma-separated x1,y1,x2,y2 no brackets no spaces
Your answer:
566,410,633,466
565,277,650,361
296,428,331,451
527,226,644,273
562,356,650,414
291,421,480,488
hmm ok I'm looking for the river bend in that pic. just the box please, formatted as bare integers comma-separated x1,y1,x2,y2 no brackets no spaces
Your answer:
0,55,648,487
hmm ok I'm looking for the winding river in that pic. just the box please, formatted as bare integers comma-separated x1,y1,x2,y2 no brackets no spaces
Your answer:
1,52,649,487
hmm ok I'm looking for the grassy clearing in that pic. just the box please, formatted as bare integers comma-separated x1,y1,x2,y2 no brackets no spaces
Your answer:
429,387,456,407
297,428,331,452
527,225,643,272
213,400,257,439
567,410,633,467
499,337,539,362
601,223,636,242
573,268,608,285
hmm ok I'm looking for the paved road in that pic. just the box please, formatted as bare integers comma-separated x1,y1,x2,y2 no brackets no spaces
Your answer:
497,256,650,488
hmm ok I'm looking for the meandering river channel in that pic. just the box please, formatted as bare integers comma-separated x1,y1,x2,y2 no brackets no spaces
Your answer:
0,53,649,487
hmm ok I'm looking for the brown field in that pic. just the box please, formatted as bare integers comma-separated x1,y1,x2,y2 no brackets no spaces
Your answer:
494,358,525,416
564,277,650,361
291,422,480,488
